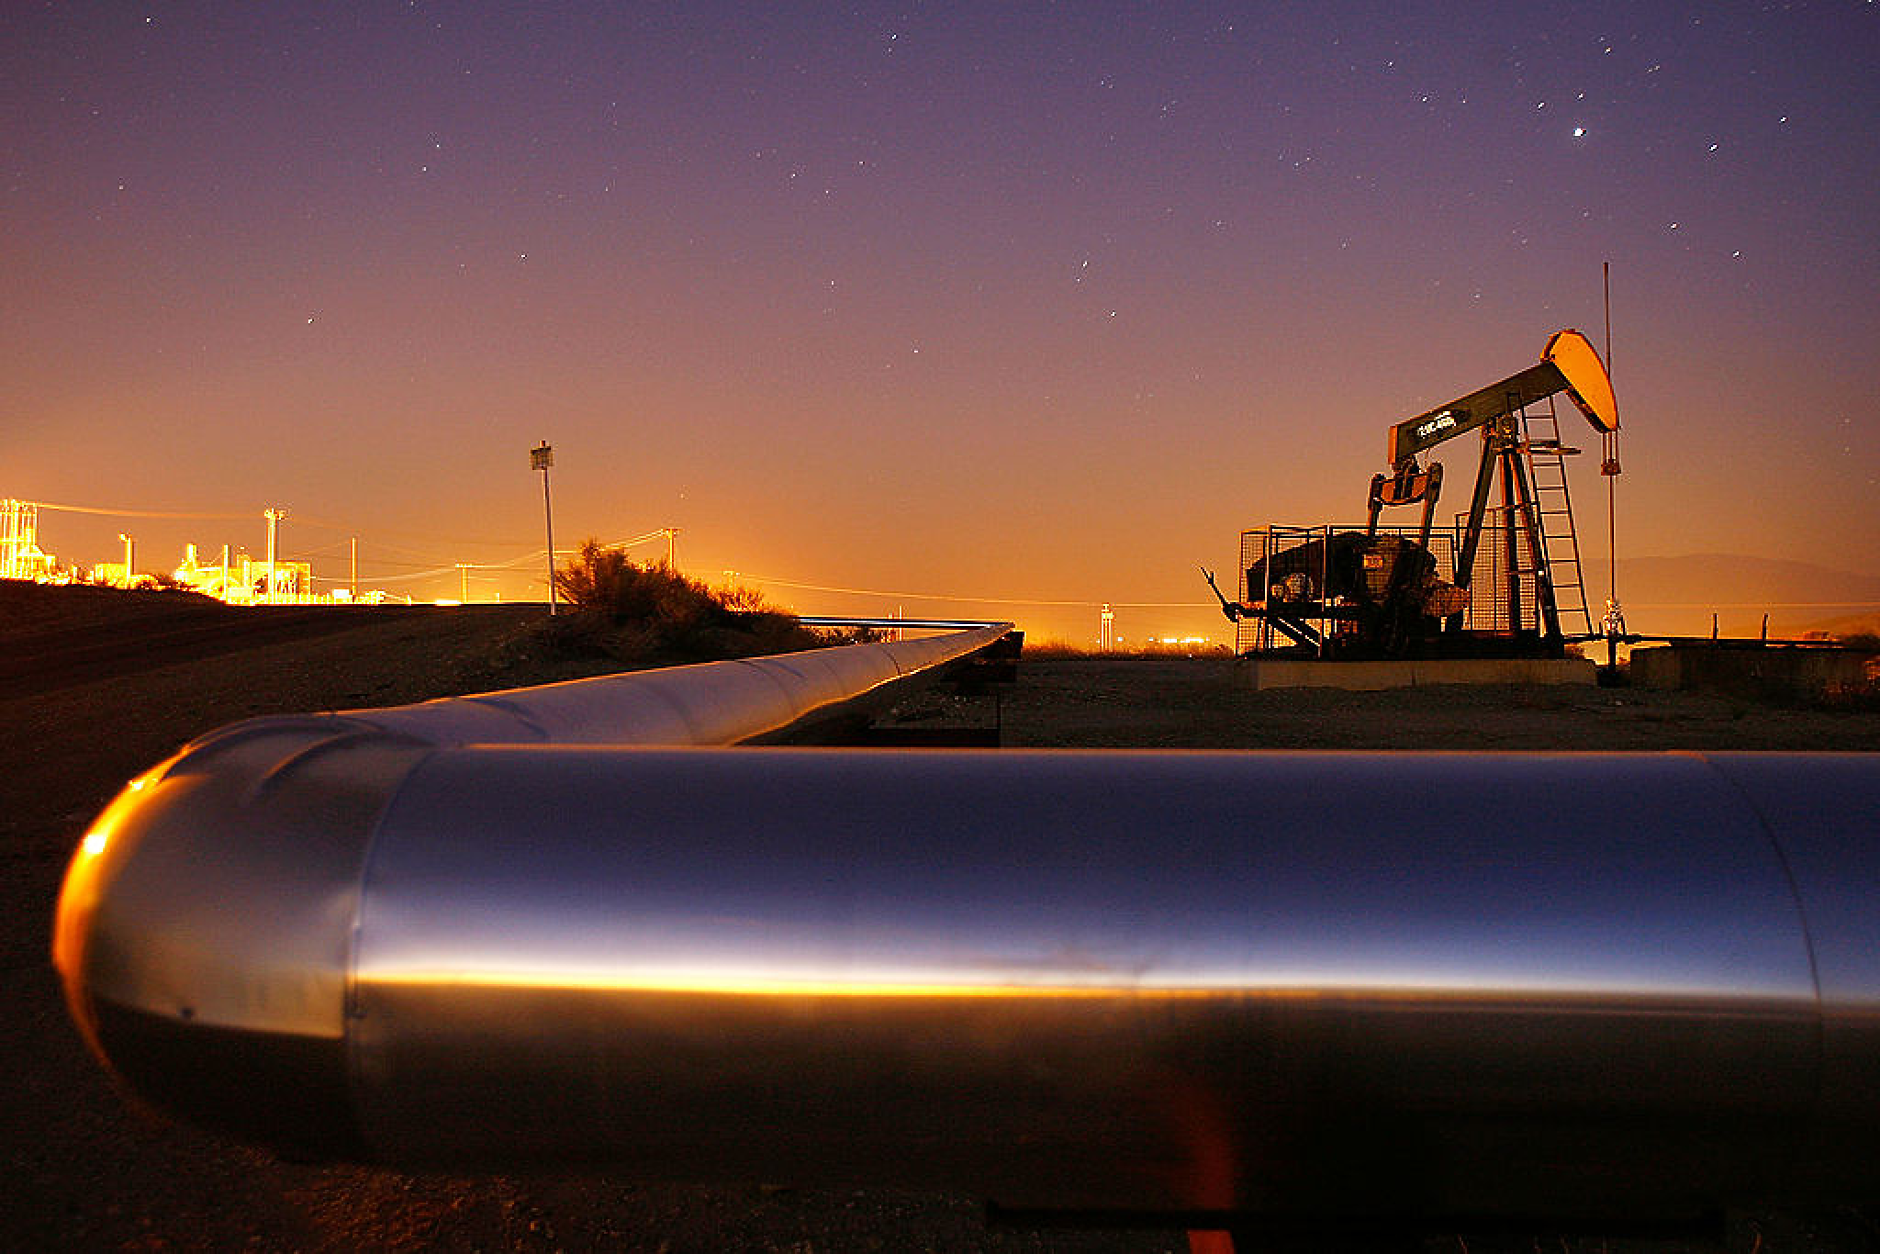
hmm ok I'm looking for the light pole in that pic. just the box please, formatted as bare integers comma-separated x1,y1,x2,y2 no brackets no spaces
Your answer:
263,508,285,604
531,442,556,615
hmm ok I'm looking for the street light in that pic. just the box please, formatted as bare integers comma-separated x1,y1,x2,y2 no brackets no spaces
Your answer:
530,442,556,615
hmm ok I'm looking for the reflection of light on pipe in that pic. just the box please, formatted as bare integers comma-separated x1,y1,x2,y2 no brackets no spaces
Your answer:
73,767,163,862
358,964,1813,1009
368,966,1243,998
369,972,1226,998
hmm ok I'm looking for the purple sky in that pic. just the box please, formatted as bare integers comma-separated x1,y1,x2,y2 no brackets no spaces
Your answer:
6,2,1876,641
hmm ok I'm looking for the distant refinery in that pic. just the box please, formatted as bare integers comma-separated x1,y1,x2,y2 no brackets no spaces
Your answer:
2,499,368,605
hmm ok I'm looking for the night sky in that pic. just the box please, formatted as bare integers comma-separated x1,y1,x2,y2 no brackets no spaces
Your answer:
6,2,1877,642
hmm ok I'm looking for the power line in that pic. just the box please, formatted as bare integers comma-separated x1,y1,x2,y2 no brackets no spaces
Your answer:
338,564,464,585
21,497,553,552
317,554,485,572
287,512,541,549
309,530,665,576
737,574,1212,610
25,499,255,521
341,536,517,562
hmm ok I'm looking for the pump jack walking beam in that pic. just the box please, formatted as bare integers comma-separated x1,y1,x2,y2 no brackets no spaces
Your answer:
1386,330,1619,468
1382,330,1618,641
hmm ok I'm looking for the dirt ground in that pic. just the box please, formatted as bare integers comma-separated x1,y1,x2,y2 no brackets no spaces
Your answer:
989,656,1880,752
4,585,1876,1252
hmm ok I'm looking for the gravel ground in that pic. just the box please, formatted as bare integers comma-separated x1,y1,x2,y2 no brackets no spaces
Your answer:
992,657,1880,752
5,587,1876,1252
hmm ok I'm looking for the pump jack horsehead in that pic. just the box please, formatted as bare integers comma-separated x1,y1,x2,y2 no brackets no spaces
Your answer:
1206,329,1620,657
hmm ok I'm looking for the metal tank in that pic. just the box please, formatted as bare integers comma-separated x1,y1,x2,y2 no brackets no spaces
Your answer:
55,736,1880,1227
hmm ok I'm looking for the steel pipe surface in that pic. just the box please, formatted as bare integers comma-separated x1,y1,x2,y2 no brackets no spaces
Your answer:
227,622,1012,749
56,746,1880,1224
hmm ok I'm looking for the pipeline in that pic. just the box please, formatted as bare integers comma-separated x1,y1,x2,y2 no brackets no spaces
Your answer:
168,621,1015,751
54,733,1880,1226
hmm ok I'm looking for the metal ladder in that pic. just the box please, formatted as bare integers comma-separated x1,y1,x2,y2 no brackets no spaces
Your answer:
1518,396,1593,637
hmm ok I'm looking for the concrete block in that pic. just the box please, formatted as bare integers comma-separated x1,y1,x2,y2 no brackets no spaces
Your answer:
1236,657,1598,691
1628,645,1867,696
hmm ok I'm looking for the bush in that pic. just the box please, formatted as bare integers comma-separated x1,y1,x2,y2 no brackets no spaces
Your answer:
549,539,825,664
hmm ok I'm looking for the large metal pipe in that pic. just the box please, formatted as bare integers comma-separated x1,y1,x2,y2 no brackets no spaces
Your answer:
55,742,1880,1226
169,623,1014,751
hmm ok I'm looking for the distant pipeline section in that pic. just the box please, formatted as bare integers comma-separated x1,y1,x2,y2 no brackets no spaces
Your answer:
55,729,1880,1229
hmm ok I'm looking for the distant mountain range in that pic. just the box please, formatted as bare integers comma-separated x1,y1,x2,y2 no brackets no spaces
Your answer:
1610,554,1880,639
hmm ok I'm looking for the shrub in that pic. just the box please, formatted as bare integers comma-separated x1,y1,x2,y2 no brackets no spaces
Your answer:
549,539,825,664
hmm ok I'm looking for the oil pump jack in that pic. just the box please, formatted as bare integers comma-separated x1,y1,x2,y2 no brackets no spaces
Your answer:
1207,329,1621,658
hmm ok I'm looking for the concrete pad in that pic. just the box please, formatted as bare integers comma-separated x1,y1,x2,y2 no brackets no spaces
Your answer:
1236,656,1598,691
1629,644,1868,695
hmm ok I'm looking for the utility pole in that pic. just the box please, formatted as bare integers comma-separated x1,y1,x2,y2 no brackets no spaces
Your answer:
350,537,358,602
263,508,285,605
530,442,556,615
